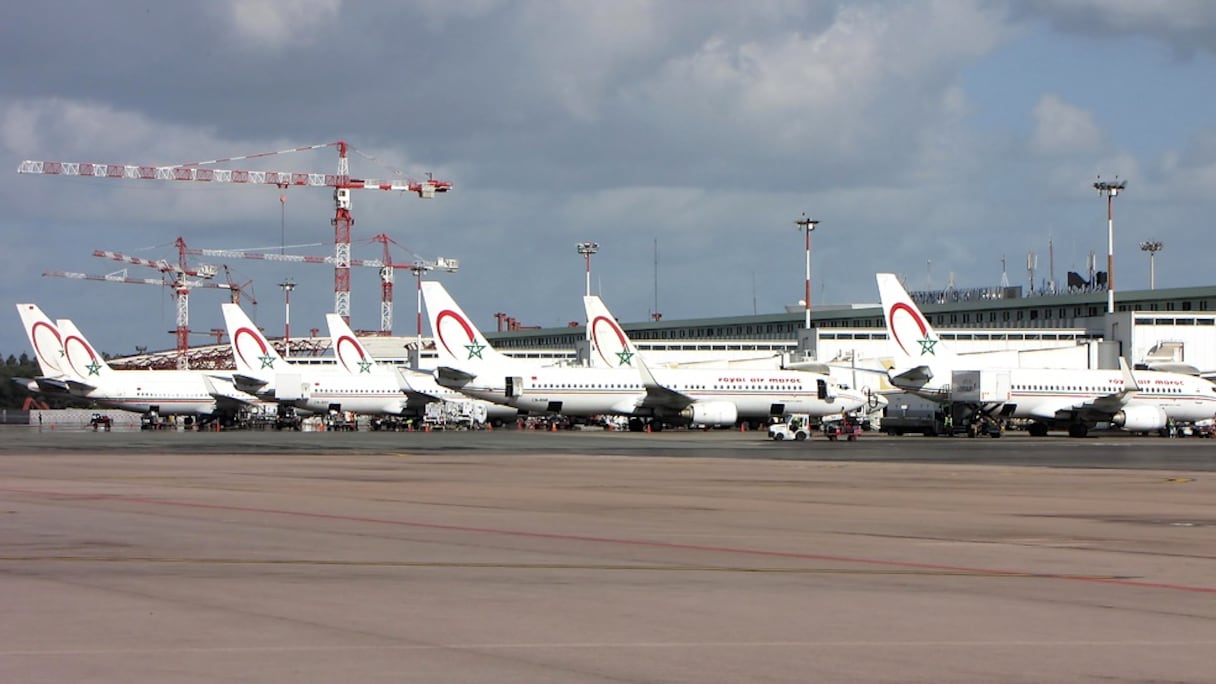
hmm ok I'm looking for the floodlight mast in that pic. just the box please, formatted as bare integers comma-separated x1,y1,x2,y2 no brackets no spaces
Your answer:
794,214,820,330
1094,177,1126,314
577,242,599,297
278,279,296,357
1139,240,1163,290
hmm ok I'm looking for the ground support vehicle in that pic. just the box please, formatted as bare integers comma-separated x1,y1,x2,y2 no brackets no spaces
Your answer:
768,414,813,441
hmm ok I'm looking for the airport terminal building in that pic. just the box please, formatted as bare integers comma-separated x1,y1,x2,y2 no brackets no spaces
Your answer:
479,283,1216,374
117,283,1216,377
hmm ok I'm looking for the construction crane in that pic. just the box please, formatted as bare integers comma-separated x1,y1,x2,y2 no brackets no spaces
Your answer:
42,267,248,369
18,140,452,323
180,243,392,331
184,235,455,336
367,233,459,337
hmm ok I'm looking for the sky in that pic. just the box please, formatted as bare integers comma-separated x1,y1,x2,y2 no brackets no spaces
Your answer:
2,0,1215,358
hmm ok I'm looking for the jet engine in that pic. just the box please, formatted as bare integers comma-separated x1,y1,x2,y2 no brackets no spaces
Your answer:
1111,405,1168,432
679,401,738,427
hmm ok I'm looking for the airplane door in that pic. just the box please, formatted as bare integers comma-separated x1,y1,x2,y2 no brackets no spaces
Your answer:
505,377,525,398
996,372,1011,402
817,379,828,400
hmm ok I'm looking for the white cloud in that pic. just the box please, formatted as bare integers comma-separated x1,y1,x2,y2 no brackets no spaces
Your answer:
221,0,342,50
1031,94,1102,154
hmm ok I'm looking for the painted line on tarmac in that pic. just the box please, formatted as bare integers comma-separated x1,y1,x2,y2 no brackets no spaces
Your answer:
0,556,1130,579
3,485,1214,595
4,639,1216,657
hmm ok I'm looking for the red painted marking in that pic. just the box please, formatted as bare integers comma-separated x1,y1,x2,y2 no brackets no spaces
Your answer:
590,315,629,365
888,302,929,356
232,327,268,368
1,486,1213,595
435,309,475,357
334,334,366,372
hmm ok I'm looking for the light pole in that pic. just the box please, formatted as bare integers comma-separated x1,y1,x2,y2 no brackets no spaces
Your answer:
1139,240,1163,290
411,257,459,355
278,279,295,357
577,242,599,297
1094,177,1127,314
794,214,819,330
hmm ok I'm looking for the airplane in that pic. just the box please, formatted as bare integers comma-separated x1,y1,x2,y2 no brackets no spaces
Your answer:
324,311,519,426
15,303,259,426
876,273,1216,437
422,281,867,430
583,293,890,419
222,302,421,420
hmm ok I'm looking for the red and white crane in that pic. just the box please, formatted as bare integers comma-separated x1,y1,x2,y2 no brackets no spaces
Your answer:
18,140,451,323
367,232,458,340
41,259,248,369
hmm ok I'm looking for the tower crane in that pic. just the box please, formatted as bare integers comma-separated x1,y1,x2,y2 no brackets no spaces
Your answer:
18,140,452,323
366,233,458,340
41,267,248,369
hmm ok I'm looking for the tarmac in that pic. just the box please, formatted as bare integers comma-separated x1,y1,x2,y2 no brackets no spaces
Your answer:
1,429,1214,682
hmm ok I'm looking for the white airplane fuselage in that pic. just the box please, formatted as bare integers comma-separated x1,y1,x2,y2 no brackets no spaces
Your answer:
66,370,246,416
450,363,863,420
256,370,410,416
897,366,1216,424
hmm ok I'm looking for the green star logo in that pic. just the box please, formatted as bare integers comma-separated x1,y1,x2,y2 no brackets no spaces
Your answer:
85,360,101,376
917,337,938,356
465,342,485,360
616,350,635,366
259,353,276,369
357,359,373,373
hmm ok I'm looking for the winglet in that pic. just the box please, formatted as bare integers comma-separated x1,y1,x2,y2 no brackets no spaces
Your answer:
1119,357,1141,392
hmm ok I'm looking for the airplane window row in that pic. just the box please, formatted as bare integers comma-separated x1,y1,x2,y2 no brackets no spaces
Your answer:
1012,384,1187,394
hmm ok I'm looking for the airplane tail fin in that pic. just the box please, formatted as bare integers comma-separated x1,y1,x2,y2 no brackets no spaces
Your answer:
55,319,116,381
420,281,510,371
326,313,381,375
221,303,289,377
16,304,65,378
585,295,641,368
876,273,956,365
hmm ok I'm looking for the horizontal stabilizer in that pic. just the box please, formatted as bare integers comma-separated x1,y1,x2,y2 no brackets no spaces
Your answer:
230,373,269,394
13,376,72,394
1145,361,1200,376
891,365,934,385
434,366,476,388
63,378,97,394
783,360,832,375
203,376,256,405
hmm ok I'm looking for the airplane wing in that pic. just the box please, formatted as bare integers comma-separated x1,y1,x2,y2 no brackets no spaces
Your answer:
1037,359,1141,421
396,368,444,403
636,357,693,411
